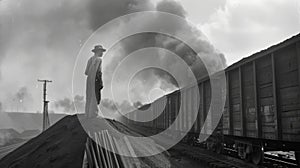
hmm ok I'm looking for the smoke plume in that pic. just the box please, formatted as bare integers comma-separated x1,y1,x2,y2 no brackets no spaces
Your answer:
0,0,226,113
54,95,85,113
100,0,226,104
6,87,34,112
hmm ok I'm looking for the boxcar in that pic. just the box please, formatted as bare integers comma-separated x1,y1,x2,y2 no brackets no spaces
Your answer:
222,33,300,164
119,33,300,165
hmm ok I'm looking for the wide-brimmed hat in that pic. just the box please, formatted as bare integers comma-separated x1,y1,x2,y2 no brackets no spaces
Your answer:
92,45,106,53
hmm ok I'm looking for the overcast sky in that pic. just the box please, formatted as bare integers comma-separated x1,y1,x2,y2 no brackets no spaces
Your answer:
0,0,299,114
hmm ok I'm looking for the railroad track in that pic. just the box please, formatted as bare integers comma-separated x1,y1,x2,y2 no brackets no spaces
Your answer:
111,123,258,168
0,142,26,160
223,146,299,167
263,153,298,168
171,143,257,168
118,123,300,168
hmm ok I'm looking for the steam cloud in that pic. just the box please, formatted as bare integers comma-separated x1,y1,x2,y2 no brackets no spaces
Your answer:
86,0,155,30
101,0,226,104
0,0,226,112
101,98,143,118
101,99,136,112
54,95,85,113
6,87,34,112
15,87,30,102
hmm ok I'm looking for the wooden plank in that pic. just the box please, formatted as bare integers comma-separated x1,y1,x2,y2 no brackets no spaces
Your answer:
229,69,242,136
241,63,256,136
258,86,273,98
226,72,233,135
239,67,246,136
271,53,282,140
253,61,262,138
276,70,299,88
296,42,300,92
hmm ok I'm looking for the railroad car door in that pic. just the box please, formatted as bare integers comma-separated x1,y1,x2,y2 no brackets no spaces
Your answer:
242,63,257,138
256,56,276,140
223,74,230,135
229,69,243,136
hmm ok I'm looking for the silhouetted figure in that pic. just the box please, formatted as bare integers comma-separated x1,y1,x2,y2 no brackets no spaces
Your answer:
84,45,105,118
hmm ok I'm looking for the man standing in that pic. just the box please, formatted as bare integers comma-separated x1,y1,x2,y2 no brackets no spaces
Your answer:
84,45,106,118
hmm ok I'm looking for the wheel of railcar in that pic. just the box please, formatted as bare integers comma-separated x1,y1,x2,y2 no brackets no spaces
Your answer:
244,154,251,163
206,142,213,151
205,142,210,150
251,146,264,165
295,151,300,166
215,142,223,154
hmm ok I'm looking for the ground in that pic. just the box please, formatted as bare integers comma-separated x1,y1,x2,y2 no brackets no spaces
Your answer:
0,114,207,168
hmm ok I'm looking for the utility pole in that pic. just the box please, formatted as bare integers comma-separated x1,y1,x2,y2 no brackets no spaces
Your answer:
38,79,52,131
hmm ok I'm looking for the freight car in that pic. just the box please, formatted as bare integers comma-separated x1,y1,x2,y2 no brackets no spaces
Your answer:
119,33,300,165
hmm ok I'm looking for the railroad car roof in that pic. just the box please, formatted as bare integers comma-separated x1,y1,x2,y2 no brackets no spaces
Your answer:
227,33,300,71
195,32,300,82
130,33,300,108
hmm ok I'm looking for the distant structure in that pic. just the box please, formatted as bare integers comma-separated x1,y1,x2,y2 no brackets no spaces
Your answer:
38,79,52,131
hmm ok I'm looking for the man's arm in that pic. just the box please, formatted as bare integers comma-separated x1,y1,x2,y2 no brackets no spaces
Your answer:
84,59,91,76
96,59,103,89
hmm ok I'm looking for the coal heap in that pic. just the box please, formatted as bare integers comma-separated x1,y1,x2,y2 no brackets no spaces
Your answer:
0,115,88,168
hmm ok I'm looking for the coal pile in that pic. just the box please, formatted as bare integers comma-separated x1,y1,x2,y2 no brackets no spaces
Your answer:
0,115,88,168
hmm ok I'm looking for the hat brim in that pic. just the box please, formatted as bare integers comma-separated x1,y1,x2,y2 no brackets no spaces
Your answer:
92,49,106,52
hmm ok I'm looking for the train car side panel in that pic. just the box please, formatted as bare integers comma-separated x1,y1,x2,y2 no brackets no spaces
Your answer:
275,43,300,142
256,55,277,140
241,63,257,138
229,69,242,136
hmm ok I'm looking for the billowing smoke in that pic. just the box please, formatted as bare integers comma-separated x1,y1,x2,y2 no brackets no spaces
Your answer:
54,95,85,113
54,98,73,113
101,99,134,112
133,101,143,108
101,99,117,111
0,0,154,112
15,87,29,102
0,0,92,112
0,102,2,112
100,98,139,118
0,0,226,113
156,0,186,17
6,87,34,112
100,0,226,104
86,0,155,30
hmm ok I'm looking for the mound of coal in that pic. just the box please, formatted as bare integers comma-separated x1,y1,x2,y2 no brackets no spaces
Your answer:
0,115,88,168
